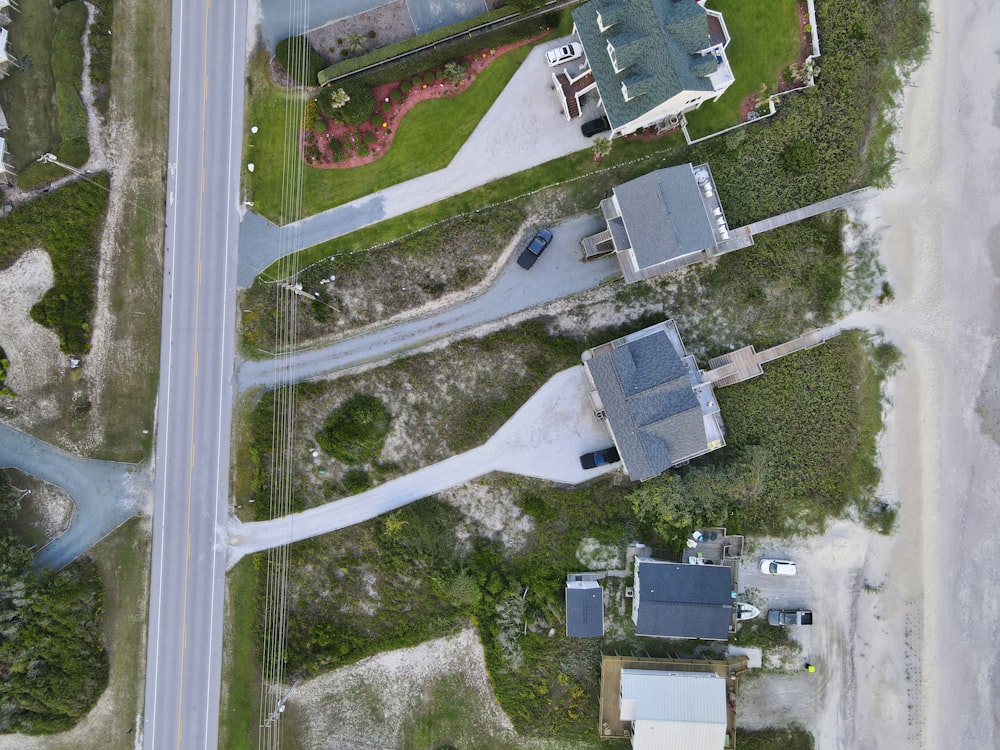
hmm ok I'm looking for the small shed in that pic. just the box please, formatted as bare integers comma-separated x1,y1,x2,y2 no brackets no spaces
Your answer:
566,580,604,638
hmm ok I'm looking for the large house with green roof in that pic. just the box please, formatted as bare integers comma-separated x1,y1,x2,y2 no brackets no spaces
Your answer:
557,0,734,135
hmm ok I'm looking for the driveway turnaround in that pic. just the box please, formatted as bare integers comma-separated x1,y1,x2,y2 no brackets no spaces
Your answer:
239,213,620,389
237,37,593,286
0,422,149,570
228,366,616,563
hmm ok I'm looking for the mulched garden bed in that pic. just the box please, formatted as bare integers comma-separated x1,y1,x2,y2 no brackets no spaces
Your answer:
301,34,544,170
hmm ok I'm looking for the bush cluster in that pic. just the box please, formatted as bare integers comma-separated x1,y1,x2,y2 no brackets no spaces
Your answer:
315,393,392,463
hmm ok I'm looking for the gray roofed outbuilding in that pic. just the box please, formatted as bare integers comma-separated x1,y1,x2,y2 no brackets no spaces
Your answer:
566,580,604,637
633,559,733,640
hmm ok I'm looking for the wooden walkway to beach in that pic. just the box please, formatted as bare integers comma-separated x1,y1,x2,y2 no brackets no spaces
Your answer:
712,188,875,256
703,325,842,387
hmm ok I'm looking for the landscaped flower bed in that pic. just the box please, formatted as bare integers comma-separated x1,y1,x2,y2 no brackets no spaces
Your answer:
301,37,538,169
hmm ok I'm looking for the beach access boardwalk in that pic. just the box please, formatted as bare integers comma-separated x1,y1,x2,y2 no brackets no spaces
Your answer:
713,188,874,255
702,325,842,388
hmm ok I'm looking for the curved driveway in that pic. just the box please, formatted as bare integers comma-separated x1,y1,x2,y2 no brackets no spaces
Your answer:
0,422,149,570
238,36,593,286
239,213,620,389
229,366,616,562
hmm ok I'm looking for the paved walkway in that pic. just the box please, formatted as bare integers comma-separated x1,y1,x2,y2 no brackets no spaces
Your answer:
228,366,615,562
239,213,620,388
0,422,150,569
237,36,591,286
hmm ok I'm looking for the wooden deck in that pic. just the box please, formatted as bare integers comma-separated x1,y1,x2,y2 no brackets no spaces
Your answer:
599,655,749,746
703,326,841,388
743,188,874,235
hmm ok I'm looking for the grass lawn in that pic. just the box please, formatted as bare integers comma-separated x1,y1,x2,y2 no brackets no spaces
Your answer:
85,0,168,462
684,0,801,140
245,43,533,222
0,0,60,169
255,132,684,280
218,557,261,750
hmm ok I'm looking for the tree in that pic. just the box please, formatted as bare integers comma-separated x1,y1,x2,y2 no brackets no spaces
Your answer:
346,31,364,53
326,87,350,109
591,136,612,161
443,61,467,85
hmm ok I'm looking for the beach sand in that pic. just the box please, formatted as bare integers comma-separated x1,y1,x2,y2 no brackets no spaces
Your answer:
842,0,1000,746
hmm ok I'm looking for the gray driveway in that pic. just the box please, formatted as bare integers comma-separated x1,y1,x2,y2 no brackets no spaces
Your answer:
239,213,621,389
238,36,593,286
0,422,149,569
228,366,616,562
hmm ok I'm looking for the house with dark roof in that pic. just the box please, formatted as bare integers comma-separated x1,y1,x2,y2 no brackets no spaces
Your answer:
566,579,605,637
581,163,729,283
558,0,734,136
581,319,725,482
631,557,734,640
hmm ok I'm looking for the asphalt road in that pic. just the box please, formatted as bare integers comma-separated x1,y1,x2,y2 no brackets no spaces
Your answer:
0,422,149,570
141,0,246,745
239,213,620,389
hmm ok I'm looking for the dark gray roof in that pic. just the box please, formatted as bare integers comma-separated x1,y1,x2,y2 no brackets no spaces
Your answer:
566,584,604,637
614,165,717,270
573,0,715,130
586,328,707,481
635,560,732,639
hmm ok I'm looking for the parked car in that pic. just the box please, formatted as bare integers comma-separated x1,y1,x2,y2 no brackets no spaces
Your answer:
516,228,554,269
581,115,611,137
545,42,583,67
759,558,797,576
579,446,620,470
768,609,813,626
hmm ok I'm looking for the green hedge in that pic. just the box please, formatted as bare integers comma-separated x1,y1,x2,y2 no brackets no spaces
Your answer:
315,394,392,463
0,176,109,353
50,1,90,167
318,7,515,84
275,35,327,86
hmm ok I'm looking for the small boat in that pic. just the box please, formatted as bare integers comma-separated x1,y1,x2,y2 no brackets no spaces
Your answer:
736,602,761,621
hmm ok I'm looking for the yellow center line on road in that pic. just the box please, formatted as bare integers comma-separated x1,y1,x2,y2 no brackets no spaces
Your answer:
174,1,214,743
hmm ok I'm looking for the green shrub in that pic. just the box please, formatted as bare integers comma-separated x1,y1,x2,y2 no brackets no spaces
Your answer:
423,71,436,84
389,87,404,101
412,75,423,87
315,118,327,134
318,81,375,123
400,80,412,93
341,467,373,494
0,177,109,353
274,35,326,86
371,113,385,127
367,29,377,39
435,68,446,80
781,140,818,175
356,142,369,157
362,131,376,144
315,394,392,463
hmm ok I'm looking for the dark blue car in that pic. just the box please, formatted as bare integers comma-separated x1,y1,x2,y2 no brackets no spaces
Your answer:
516,228,553,269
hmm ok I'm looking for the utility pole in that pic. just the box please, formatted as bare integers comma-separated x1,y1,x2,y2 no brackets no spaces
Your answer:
261,677,302,729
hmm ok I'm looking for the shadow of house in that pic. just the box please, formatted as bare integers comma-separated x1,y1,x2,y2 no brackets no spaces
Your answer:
559,0,734,135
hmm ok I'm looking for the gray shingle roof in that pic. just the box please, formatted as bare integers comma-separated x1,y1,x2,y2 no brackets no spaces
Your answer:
613,165,717,270
573,0,715,130
566,583,605,637
635,559,732,639
586,328,708,481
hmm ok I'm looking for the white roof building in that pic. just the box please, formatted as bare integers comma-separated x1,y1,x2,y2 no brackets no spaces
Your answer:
619,669,727,750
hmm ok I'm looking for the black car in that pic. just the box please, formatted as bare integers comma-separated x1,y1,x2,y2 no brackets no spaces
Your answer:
579,446,620,470
516,228,554,269
581,116,611,137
